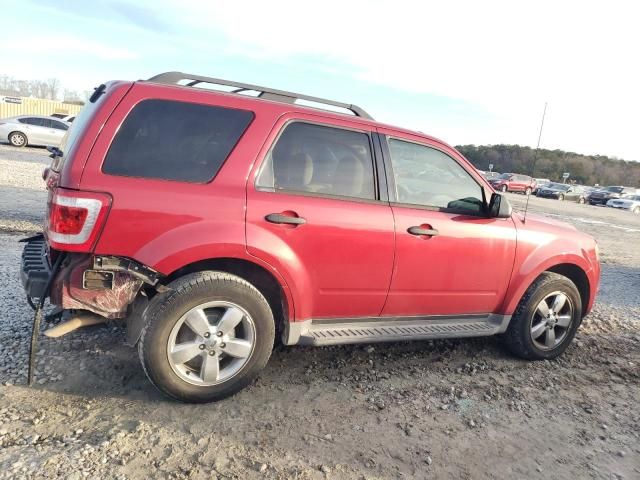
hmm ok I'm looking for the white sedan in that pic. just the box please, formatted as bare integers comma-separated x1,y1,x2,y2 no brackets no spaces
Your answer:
0,115,69,147
607,195,640,214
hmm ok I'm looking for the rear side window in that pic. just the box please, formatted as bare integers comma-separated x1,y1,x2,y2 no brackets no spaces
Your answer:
256,122,376,200
103,99,253,183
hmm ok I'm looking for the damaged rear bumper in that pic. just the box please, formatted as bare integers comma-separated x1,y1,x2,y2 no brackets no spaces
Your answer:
20,237,161,320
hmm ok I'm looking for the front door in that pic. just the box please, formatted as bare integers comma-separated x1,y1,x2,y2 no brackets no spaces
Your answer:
246,117,395,321
378,130,517,316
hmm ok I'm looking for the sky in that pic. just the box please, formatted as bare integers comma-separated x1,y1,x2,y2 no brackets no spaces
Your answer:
3,0,639,160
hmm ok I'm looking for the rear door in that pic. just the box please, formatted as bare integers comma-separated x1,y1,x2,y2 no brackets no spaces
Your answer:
378,129,517,316
246,115,395,321
20,117,47,144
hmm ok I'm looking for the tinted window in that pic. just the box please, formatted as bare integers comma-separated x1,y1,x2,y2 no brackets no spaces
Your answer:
257,122,375,200
50,120,69,130
388,139,483,213
20,117,45,126
103,99,253,183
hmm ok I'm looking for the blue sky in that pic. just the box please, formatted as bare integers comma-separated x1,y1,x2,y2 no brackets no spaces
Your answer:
3,0,639,160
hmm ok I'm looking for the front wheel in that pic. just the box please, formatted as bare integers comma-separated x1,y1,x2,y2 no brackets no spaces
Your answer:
633,206,640,215
502,272,582,360
9,131,27,147
578,197,585,204
558,194,565,201
138,271,275,403
501,185,508,193
525,187,532,196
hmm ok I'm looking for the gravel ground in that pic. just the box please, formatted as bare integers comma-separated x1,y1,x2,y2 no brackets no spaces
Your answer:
0,144,638,479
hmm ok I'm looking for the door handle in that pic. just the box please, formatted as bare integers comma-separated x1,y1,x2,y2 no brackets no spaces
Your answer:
407,225,439,237
265,213,306,225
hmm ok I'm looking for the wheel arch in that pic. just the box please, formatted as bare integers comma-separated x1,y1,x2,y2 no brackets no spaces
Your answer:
161,257,293,342
545,263,590,316
501,257,594,318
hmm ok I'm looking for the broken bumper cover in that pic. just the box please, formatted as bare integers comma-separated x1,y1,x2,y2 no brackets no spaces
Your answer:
21,237,160,319
21,237,51,299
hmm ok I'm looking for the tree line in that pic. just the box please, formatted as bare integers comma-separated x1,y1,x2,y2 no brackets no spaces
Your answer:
456,144,640,187
0,75,87,105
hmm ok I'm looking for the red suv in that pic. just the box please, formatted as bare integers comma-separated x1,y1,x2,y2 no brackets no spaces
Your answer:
489,173,536,194
21,72,600,403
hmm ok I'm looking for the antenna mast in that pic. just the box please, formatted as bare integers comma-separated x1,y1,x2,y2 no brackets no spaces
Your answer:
523,102,547,223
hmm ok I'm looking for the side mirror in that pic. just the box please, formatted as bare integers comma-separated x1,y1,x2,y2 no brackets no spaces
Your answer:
488,193,512,218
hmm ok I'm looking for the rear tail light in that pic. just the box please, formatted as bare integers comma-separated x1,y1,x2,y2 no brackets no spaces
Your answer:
46,188,112,252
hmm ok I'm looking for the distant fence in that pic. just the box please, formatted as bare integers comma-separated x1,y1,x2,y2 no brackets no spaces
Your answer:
0,96,83,118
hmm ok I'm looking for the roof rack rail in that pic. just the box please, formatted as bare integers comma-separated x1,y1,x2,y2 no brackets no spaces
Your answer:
147,71,373,120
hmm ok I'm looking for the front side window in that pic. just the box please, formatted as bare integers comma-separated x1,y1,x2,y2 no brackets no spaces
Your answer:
256,122,376,200
103,99,253,183
20,117,45,127
387,138,484,213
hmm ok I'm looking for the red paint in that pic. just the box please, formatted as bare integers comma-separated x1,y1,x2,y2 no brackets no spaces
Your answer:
44,78,599,324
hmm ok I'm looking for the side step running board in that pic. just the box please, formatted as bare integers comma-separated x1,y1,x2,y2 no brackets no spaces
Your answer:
284,314,511,346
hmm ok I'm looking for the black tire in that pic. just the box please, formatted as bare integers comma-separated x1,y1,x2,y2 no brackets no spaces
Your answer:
501,185,508,193
578,197,585,204
558,194,565,201
502,272,582,360
8,131,27,147
525,187,532,196
138,271,275,403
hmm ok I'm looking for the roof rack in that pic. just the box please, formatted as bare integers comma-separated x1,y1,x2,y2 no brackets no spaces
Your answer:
147,71,373,120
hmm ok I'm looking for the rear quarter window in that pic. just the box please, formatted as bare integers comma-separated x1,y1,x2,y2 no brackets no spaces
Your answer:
102,99,254,183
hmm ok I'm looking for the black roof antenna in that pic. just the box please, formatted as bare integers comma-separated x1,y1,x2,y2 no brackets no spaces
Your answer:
523,102,548,223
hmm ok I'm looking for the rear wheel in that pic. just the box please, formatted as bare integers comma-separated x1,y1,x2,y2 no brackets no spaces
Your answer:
138,271,275,403
558,194,565,201
578,197,585,204
525,187,532,196
501,185,508,193
9,131,27,147
503,272,582,360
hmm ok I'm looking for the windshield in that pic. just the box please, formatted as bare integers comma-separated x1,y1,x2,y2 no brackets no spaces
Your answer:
605,186,623,193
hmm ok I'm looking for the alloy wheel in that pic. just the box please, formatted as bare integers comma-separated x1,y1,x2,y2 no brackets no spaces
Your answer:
10,133,26,147
530,291,573,350
167,301,256,386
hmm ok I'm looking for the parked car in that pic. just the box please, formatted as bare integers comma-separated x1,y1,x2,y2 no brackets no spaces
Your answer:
488,173,536,194
60,115,75,123
21,72,600,403
0,115,69,147
588,186,638,205
533,178,551,193
606,195,640,214
536,183,588,203
50,113,68,119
